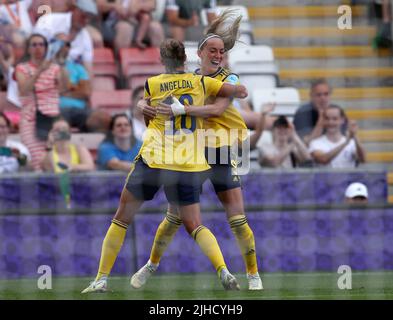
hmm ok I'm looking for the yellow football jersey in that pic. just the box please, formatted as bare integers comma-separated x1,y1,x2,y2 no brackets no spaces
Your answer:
139,72,224,172
198,67,248,148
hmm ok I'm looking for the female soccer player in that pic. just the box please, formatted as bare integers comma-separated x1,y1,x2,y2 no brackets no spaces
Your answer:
81,38,248,293
131,10,263,291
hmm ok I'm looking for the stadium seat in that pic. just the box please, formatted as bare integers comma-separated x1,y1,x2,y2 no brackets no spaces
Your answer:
251,87,301,116
185,47,200,73
3,110,20,132
92,77,116,91
0,91,19,112
71,132,106,161
93,47,115,65
119,48,164,89
229,45,279,92
90,90,132,115
126,64,165,90
93,48,118,86
92,64,118,78
119,48,161,76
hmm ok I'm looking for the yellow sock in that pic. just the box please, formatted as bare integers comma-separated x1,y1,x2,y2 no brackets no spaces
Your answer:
191,226,226,274
229,215,258,275
95,219,128,281
149,212,182,264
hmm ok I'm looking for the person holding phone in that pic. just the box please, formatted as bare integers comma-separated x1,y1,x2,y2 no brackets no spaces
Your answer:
41,117,95,172
0,111,30,173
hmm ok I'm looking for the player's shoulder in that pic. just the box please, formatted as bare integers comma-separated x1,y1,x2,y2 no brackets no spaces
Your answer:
214,67,239,84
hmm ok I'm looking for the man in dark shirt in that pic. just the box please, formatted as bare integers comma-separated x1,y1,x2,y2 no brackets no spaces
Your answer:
293,78,332,146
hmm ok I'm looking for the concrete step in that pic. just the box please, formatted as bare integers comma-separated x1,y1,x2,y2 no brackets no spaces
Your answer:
366,151,393,163
254,26,376,46
277,57,393,69
356,118,393,131
256,36,372,47
358,162,393,171
299,87,393,100
363,142,393,153
248,5,367,19
281,67,393,79
358,130,393,142
273,46,391,59
336,99,393,110
254,26,375,38
280,77,393,88
251,17,370,28
279,67,393,87
234,0,354,6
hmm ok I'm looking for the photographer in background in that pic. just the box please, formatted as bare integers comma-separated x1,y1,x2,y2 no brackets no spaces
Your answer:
41,117,95,172
0,111,31,173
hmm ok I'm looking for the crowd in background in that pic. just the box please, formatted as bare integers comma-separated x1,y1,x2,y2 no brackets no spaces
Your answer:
1,0,390,175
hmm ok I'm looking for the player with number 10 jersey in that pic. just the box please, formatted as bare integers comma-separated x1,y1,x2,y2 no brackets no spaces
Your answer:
139,73,224,172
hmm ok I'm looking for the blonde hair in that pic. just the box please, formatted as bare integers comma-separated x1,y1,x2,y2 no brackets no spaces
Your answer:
198,9,242,52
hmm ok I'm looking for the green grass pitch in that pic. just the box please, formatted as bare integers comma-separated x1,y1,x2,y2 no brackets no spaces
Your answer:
1,271,393,300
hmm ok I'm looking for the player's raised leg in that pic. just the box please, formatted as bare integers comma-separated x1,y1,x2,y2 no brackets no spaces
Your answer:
130,205,182,289
82,188,144,293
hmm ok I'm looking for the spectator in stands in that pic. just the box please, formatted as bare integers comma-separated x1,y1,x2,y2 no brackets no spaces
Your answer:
41,117,95,172
15,33,68,171
33,0,98,77
0,24,26,106
55,39,92,132
30,0,73,23
372,0,392,48
293,78,333,146
344,182,369,204
309,104,366,168
0,26,13,90
31,0,104,48
164,0,217,42
127,86,146,141
97,113,142,171
0,111,30,173
0,0,33,39
97,0,164,51
258,115,311,169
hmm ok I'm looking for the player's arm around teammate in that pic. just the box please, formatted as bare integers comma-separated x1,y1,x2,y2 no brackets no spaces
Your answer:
131,10,263,292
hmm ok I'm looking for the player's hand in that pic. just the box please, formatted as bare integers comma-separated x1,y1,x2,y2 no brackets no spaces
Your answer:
157,97,186,116
235,85,248,99
137,98,156,119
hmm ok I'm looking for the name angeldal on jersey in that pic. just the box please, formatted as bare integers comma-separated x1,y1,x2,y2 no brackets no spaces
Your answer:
160,80,194,92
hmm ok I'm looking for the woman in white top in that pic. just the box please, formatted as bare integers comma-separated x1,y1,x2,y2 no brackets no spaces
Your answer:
309,104,366,168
